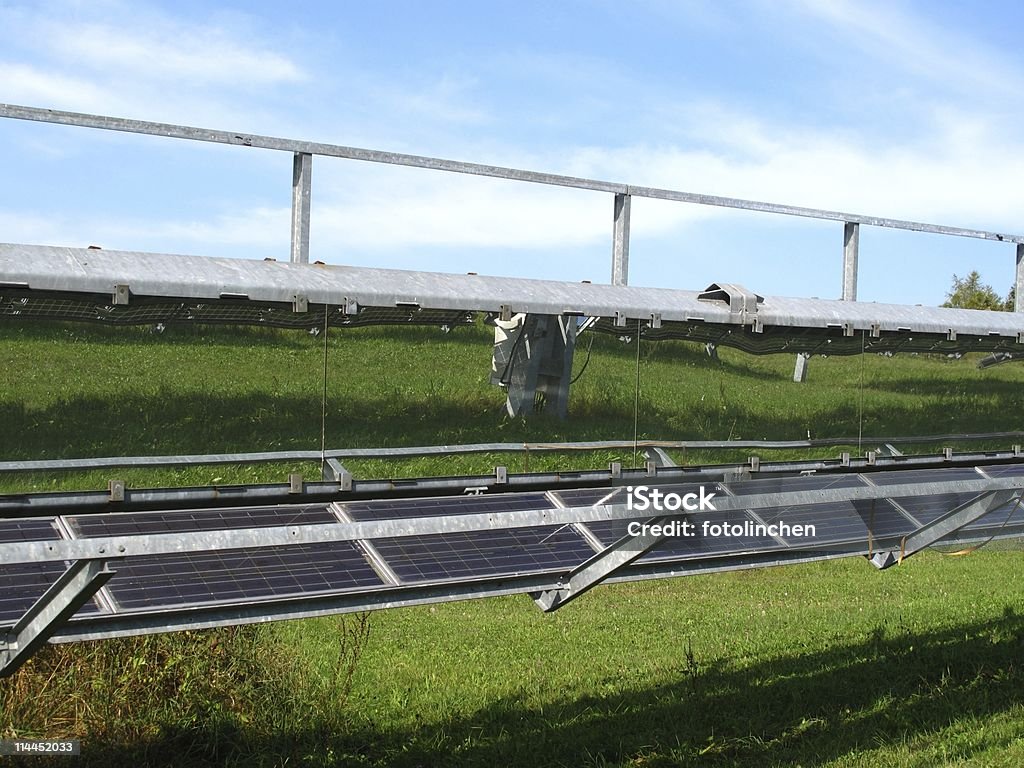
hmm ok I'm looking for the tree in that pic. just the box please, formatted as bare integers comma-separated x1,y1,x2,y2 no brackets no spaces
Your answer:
942,271,1012,311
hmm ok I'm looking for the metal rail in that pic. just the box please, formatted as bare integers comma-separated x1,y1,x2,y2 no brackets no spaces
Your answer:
5,474,1023,565
1,432,1021,475
3,103,1023,302
2,448,1023,518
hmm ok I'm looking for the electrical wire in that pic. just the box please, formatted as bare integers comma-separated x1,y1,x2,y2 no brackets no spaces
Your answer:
632,318,642,467
570,333,595,385
320,307,329,472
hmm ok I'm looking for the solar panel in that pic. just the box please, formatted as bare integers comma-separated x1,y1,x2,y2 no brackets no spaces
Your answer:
344,493,595,583
555,475,921,561
0,518,101,624
720,473,916,548
0,291,474,331
725,474,867,496
65,505,385,609
93,545,384,610
363,527,595,583
866,468,986,525
1,465,1022,663
65,504,337,537
342,492,555,519
553,485,782,562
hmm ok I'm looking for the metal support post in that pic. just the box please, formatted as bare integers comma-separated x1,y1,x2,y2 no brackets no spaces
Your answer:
611,193,631,286
1,560,114,677
842,221,859,301
1016,243,1024,312
869,489,1019,569
793,352,810,383
494,314,576,419
290,152,312,264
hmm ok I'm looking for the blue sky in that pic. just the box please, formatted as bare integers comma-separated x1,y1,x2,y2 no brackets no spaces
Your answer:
1,0,1022,305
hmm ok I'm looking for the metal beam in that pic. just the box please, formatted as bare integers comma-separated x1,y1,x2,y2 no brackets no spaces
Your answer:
2,103,1022,243
41,551,859,644
535,517,666,611
290,152,312,264
0,560,113,677
842,221,859,301
643,447,678,468
612,193,631,286
542,485,1024,612
869,489,1020,569
5,432,1024,474
1016,243,1024,312
5,450,1024,519
5,475,1024,566
793,352,810,383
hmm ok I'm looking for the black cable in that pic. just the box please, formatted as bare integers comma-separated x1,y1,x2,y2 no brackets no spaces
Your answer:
570,333,595,385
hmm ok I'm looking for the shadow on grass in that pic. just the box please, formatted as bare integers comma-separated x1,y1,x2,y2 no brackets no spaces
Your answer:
75,608,1024,767
0,394,987,461
2,384,1022,463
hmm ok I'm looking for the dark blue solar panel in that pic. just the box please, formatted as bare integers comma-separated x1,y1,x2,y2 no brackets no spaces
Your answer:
98,544,384,610
598,514,778,561
66,503,336,537
752,499,913,549
0,517,101,625
345,492,594,582
866,468,984,524
554,486,629,508
365,527,594,583
977,464,1024,478
65,504,384,609
725,474,867,496
556,476,916,560
555,485,780,561
343,492,553,519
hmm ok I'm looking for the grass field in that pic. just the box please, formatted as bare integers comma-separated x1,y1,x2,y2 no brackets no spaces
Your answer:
2,318,1024,766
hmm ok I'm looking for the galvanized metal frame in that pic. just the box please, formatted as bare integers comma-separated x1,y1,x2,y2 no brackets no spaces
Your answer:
4,447,1024,519
2,103,1023,299
537,485,1024,611
2,433,1021,476
0,560,114,674
290,152,312,264
869,489,1019,568
0,469,1021,677
5,475,1022,566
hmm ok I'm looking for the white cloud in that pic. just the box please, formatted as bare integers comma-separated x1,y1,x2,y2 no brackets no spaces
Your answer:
0,2,306,129
788,0,1024,100
0,63,116,113
42,19,304,87
370,74,490,125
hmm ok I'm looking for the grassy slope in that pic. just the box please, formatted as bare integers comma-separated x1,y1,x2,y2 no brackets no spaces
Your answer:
2,319,1024,766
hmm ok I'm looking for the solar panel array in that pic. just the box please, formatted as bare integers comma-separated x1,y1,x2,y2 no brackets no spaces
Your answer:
2,466,1023,648
596,319,1024,356
0,291,474,330
5,288,1022,357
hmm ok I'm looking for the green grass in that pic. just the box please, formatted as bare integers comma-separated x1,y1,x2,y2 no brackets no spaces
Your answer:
2,319,1024,766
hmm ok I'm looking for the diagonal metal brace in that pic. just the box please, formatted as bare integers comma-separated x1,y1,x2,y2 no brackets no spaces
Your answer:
869,489,1019,569
0,559,114,677
535,516,668,612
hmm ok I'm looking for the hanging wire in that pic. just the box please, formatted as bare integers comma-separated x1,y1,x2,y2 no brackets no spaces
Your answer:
937,492,1023,558
570,332,595,385
857,328,866,453
320,306,329,472
632,318,642,467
